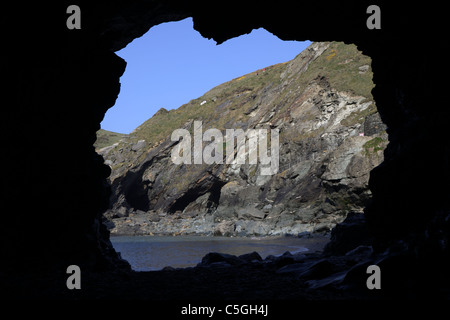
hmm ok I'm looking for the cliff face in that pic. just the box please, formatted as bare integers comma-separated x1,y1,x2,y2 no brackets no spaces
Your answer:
99,42,387,236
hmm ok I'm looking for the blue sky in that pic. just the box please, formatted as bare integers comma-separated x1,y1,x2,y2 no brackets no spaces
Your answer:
101,18,310,134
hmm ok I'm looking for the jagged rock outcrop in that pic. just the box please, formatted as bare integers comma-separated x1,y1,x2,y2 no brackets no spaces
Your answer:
100,42,387,236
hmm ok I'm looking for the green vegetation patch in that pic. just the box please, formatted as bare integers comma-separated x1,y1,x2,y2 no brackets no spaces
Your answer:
299,42,375,100
363,136,385,155
128,61,289,145
94,129,127,149
118,42,376,152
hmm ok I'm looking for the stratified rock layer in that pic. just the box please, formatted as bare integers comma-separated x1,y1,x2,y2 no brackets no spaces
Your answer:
100,42,387,237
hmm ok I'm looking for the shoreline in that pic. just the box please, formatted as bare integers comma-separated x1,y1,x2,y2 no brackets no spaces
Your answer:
105,212,340,238
110,232,332,271
108,229,333,257
109,231,331,240
109,233,332,257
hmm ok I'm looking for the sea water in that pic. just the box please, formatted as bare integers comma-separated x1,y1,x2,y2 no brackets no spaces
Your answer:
110,235,328,271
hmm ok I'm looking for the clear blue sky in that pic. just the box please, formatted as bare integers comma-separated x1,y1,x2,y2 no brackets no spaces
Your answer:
101,18,310,134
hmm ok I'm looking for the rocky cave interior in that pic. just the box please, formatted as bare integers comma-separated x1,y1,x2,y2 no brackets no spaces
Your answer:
1,1,449,300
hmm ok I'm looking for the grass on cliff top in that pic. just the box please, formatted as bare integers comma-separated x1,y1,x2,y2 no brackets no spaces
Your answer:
300,42,374,100
94,129,128,149
257,42,376,123
291,42,377,127
128,61,288,144
120,42,375,145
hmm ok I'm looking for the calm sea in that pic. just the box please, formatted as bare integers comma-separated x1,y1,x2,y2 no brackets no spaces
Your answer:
110,235,328,271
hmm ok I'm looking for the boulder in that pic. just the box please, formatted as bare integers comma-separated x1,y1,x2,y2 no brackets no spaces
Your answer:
213,220,235,236
131,139,146,151
238,251,263,263
198,252,242,266
323,212,373,255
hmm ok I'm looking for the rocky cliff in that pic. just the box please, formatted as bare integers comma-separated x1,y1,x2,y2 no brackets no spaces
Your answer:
99,42,387,236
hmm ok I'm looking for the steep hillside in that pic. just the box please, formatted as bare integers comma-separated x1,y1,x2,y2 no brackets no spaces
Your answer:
98,42,387,236
94,129,127,150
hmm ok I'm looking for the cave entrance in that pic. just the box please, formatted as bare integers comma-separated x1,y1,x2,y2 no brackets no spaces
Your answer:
96,18,386,271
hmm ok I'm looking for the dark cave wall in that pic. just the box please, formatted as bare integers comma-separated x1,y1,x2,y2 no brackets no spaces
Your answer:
2,33,127,270
1,0,449,274
365,40,450,257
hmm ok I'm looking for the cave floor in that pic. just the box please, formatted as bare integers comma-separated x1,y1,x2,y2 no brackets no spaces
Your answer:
81,263,344,300
2,254,364,301
64,250,373,301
